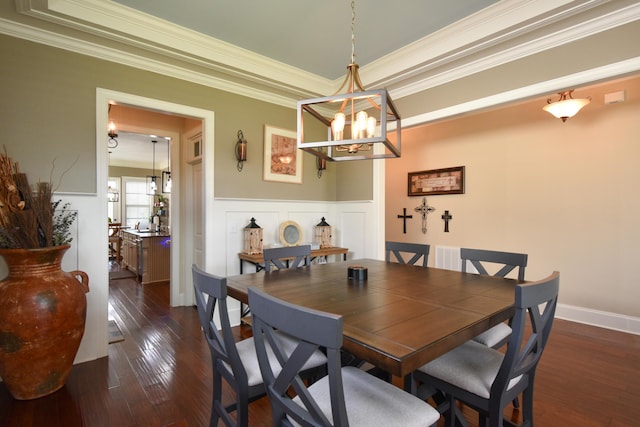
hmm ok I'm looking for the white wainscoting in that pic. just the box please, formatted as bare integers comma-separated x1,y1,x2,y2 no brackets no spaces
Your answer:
210,198,380,324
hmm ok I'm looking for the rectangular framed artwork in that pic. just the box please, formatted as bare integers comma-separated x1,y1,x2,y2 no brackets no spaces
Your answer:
263,125,303,184
408,166,465,196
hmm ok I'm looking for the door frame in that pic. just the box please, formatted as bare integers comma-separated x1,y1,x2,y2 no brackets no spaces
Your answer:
97,88,215,306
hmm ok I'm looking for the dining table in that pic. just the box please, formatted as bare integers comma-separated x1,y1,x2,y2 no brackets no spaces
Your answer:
225,258,519,389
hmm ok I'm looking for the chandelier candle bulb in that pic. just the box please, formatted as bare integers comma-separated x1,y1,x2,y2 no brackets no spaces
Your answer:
367,116,376,138
332,113,345,140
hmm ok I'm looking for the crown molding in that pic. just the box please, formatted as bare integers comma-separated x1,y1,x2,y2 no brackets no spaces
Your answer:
15,0,334,97
0,16,299,109
401,56,640,128
365,0,640,91
7,0,640,111
389,1,640,100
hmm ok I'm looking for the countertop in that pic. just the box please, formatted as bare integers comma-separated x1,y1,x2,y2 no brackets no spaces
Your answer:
123,229,171,238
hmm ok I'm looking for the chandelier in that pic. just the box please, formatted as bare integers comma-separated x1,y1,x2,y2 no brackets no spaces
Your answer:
296,1,401,161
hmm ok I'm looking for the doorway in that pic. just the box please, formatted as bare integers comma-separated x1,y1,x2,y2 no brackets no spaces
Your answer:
97,88,215,308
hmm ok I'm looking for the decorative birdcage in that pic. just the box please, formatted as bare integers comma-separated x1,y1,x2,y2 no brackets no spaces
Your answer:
314,217,333,248
243,217,263,254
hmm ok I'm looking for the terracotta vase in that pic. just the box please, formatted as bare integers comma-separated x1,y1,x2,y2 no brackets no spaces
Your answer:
0,245,89,400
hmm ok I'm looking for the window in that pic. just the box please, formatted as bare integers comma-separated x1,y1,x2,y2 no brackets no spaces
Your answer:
123,177,152,229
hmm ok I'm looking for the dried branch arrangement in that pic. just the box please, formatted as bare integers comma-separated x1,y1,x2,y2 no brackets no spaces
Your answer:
0,148,77,249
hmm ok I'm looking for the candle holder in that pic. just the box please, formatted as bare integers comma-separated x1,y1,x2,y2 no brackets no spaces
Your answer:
242,217,263,254
314,217,333,248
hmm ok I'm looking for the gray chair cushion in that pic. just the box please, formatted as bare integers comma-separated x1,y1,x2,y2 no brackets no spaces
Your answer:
232,331,327,387
417,340,522,399
291,366,440,427
472,322,512,348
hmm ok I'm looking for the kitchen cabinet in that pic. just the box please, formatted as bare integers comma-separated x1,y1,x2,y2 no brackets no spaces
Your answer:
122,230,170,285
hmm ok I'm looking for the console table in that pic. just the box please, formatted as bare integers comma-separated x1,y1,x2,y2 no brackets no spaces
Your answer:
238,246,348,274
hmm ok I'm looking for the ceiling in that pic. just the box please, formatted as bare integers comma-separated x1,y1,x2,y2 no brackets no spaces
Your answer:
112,0,499,80
109,131,170,170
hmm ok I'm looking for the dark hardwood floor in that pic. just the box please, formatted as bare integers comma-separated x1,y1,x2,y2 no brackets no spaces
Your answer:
1,261,639,426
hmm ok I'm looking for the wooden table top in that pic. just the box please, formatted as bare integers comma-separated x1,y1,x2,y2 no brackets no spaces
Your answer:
238,246,348,263
226,258,518,378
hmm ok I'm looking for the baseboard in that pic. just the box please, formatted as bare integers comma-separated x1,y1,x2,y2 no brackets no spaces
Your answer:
556,303,640,336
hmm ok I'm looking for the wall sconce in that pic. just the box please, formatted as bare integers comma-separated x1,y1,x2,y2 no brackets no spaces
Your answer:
107,103,119,148
543,90,591,122
235,129,247,171
107,121,118,148
316,156,326,178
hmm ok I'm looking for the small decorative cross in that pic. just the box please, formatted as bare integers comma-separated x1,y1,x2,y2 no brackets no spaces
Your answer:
414,197,436,234
397,208,413,234
441,210,453,232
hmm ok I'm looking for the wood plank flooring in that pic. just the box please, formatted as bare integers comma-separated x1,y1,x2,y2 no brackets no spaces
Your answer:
1,264,639,426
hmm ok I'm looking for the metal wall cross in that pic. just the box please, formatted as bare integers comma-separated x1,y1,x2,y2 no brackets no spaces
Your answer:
441,210,453,232
397,208,413,234
414,197,435,234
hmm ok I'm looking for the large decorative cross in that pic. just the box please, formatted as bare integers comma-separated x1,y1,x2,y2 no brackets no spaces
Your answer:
414,197,435,234
397,208,413,234
441,210,453,232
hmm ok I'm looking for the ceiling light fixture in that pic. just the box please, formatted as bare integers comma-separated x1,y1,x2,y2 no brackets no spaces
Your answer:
543,90,591,122
146,140,159,195
296,0,401,161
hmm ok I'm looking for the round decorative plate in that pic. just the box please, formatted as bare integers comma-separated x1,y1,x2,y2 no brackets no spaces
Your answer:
279,220,302,246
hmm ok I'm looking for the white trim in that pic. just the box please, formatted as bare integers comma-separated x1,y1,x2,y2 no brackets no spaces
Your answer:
556,303,640,336
96,88,215,307
365,0,619,89
0,17,299,109
402,57,640,128
7,0,638,108
387,2,640,99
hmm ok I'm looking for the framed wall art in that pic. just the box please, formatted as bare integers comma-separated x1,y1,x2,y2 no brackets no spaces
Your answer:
408,166,465,196
263,125,303,184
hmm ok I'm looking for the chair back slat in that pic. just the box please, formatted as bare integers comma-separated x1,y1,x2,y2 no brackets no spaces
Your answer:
263,245,311,272
249,287,347,426
385,241,430,267
192,265,249,396
460,248,528,281
492,271,559,400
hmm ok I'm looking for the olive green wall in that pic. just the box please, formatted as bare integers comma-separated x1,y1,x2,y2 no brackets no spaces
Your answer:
0,34,372,201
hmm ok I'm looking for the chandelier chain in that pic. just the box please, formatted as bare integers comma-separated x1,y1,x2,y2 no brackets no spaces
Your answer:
350,0,356,64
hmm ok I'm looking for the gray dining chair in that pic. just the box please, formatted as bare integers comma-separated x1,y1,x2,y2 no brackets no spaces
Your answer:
249,286,440,427
460,248,528,349
412,271,559,427
192,265,325,427
385,241,431,267
262,244,311,272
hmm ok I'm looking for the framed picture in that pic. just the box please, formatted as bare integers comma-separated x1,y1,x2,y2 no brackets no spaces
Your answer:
263,125,302,184
408,166,465,196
